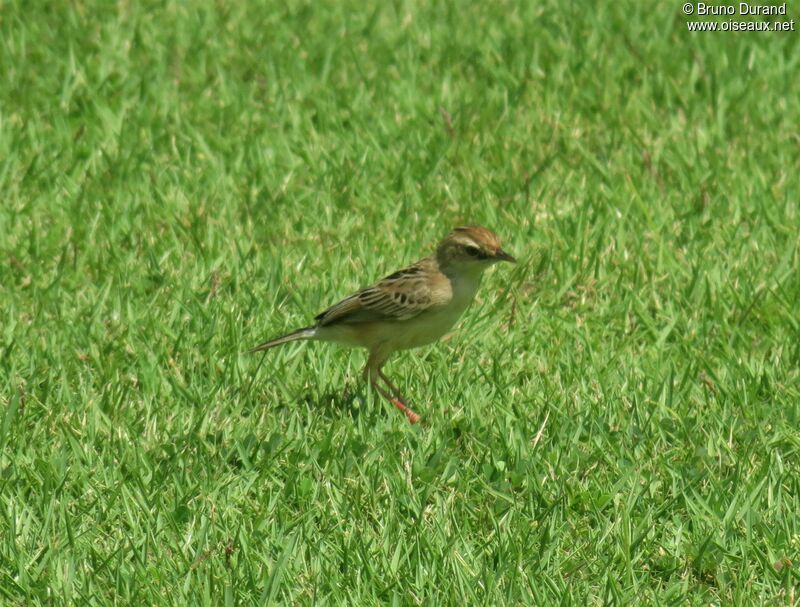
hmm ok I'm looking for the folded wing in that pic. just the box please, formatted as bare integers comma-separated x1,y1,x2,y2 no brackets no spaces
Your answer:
315,261,436,326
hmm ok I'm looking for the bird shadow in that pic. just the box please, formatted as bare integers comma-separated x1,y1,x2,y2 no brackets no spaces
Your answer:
242,364,418,426
295,382,398,424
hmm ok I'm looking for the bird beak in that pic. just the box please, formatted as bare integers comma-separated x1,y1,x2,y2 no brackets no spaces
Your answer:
494,248,516,263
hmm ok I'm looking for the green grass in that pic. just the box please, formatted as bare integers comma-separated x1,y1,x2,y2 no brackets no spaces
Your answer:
2,0,799,604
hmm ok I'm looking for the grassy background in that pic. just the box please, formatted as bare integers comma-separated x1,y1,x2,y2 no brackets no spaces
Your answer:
2,0,799,604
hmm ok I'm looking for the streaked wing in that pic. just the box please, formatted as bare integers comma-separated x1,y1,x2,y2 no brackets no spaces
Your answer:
315,260,435,326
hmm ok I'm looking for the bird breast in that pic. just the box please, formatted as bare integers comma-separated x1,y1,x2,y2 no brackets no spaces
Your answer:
390,269,482,350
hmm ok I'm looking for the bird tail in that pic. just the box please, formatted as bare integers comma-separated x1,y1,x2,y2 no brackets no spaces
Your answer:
249,326,317,353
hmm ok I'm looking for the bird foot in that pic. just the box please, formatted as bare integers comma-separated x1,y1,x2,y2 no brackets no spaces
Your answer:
391,398,421,424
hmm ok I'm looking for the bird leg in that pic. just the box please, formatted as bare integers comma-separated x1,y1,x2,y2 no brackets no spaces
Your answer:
363,366,420,424
373,379,421,425
377,370,409,404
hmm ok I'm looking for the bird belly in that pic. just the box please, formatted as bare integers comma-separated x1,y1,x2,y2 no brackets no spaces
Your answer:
388,300,471,350
316,307,464,352
390,312,459,350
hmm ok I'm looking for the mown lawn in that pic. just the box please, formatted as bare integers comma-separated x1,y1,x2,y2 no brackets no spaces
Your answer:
1,1,799,604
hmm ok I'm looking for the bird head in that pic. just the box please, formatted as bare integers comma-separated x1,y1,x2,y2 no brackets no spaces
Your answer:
436,225,516,272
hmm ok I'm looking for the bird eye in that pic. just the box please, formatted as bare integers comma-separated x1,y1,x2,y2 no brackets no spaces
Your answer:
465,245,481,257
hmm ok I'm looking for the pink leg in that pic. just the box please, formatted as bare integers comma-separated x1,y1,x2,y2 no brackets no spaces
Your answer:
370,377,421,425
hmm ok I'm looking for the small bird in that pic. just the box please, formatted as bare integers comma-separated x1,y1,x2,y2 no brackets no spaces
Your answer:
251,225,516,424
